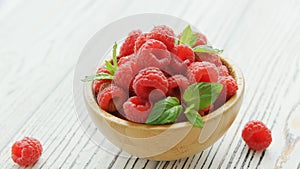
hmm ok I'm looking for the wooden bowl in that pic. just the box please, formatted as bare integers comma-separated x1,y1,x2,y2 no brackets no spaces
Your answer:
83,57,244,161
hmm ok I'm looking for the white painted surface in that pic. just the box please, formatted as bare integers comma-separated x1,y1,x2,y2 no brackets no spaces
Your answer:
0,0,299,168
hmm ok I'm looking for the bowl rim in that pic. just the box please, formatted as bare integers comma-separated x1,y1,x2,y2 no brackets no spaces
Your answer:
84,55,245,130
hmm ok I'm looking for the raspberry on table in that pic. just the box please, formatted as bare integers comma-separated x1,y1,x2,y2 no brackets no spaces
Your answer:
195,52,222,67
11,137,42,166
133,67,169,99
119,30,142,57
93,68,112,94
136,39,171,70
151,25,175,37
242,120,272,151
97,85,127,113
123,96,152,123
167,74,190,99
187,61,219,83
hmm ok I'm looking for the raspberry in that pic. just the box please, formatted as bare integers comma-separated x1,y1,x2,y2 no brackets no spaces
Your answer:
119,30,142,57
177,31,207,47
167,75,190,99
151,25,175,37
187,61,219,83
134,30,175,52
218,65,229,76
134,33,148,53
114,61,138,90
11,137,42,166
198,105,214,116
193,32,207,47
123,96,152,123
214,75,238,108
167,56,189,75
136,39,171,70
97,85,127,112
146,32,175,51
93,68,112,94
218,75,238,100
118,55,132,66
133,67,168,99
174,44,195,64
195,53,222,67
242,121,272,151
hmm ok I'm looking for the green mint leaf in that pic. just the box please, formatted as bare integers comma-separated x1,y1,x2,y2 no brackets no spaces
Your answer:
81,72,114,82
183,82,223,110
112,42,118,70
193,45,223,55
179,25,198,47
146,97,182,124
105,60,115,75
184,104,203,128
104,42,118,75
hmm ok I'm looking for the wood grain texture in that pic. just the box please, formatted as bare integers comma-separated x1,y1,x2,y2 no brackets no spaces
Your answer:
0,0,300,168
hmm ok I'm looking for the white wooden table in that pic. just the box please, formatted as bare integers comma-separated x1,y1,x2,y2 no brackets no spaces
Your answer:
1,0,300,168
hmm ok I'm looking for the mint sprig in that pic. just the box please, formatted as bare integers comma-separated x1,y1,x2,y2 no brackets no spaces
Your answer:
184,104,203,128
81,73,114,82
146,97,182,125
105,42,118,75
81,42,118,82
183,82,223,111
179,25,223,55
193,45,223,55
179,25,198,47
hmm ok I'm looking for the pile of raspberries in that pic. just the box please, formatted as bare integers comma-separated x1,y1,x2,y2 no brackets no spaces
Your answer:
92,25,238,124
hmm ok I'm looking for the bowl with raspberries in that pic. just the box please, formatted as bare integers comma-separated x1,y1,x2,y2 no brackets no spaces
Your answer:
80,14,244,161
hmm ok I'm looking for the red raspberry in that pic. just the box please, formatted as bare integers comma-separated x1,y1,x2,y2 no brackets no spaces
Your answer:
123,96,152,123
195,52,222,67
166,54,189,75
114,61,139,90
187,61,219,83
97,85,127,112
118,55,131,66
134,33,148,53
218,65,229,76
177,31,207,47
136,39,171,70
151,25,175,37
11,137,42,166
134,30,175,52
119,30,142,57
146,32,175,51
169,45,195,74
242,121,272,151
193,32,207,47
174,44,195,64
133,67,168,99
198,105,214,116
218,75,238,100
167,75,190,99
93,68,112,94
